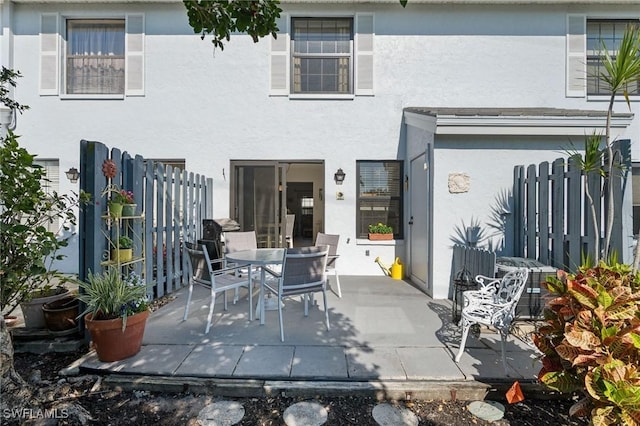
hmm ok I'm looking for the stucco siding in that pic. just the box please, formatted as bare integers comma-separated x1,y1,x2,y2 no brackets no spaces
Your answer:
3,1,638,296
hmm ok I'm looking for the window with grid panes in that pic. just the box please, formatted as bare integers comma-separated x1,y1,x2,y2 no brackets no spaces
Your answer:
587,19,640,96
357,161,403,239
291,18,353,94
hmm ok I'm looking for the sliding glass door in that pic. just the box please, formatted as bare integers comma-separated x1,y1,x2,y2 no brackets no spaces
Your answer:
231,161,287,248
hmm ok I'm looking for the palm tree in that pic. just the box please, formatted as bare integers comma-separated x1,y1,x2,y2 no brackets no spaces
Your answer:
597,25,640,263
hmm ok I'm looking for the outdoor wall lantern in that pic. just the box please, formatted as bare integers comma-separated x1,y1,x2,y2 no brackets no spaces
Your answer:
334,168,346,185
65,167,79,183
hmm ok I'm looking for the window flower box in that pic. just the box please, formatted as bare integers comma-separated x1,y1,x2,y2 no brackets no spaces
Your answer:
368,223,393,240
368,233,393,241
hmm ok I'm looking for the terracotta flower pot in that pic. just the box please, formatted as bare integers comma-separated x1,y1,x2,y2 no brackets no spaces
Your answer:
42,296,79,331
84,310,149,362
368,233,393,241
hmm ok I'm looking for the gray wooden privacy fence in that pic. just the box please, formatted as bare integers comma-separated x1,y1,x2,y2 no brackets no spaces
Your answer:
79,140,213,300
513,140,631,271
451,244,496,283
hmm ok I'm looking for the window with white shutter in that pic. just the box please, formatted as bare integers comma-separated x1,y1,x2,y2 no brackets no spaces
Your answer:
566,16,640,98
587,19,640,96
270,14,374,98
291,18,353,94
66,19,126,95
39,14,144,98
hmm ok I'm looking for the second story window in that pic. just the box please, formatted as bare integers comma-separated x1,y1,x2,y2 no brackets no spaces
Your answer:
587,19,640,96
291,18,353,94
66,20,125,95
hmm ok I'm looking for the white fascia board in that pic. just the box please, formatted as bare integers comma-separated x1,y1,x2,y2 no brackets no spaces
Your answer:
434,114,633,136
404,111,437,131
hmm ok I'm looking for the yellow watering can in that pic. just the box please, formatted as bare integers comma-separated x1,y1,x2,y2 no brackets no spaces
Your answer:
390,257,404,280
374,256,404,280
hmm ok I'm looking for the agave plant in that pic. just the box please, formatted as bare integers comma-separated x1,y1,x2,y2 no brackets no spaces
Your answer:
532,262,640,424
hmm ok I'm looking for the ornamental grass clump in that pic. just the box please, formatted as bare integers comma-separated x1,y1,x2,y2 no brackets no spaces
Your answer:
532,262,640,425
77,268,148,330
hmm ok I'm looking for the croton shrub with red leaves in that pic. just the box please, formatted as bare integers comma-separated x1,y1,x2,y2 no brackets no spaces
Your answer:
532,262,640,425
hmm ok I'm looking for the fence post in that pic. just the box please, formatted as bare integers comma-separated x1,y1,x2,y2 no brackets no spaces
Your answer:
513,166,525,257
551,158,565,269
538,162,550,265
79,140,109,282
526,164,537,259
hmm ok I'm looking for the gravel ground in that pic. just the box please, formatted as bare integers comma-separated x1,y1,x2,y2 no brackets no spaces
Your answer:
7,348,590,426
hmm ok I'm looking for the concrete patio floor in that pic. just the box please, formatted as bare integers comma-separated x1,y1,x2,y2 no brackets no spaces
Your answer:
78,276,544,400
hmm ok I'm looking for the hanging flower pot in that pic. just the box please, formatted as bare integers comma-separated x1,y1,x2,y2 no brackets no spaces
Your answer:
108,201,123,218
111,248,133,263
122,204,137,217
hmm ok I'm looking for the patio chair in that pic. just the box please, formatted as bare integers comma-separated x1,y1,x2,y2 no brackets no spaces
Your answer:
454,268,529,375
224,231,258,255
284,214,295,248
315,232,342,298
183,242,254,333
223,231,260,301
262,246,330,341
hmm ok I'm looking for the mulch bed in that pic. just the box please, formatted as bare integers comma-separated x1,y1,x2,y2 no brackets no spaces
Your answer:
8,347,589,426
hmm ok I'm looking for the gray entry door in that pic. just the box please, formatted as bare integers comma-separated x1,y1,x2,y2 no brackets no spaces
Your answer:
409,153,430,295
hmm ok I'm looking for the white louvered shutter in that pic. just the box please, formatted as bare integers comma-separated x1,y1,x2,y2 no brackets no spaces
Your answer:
355,13,374,96
269,14,289,96
126,14,145,96
39,14,59,96
566,14,586,98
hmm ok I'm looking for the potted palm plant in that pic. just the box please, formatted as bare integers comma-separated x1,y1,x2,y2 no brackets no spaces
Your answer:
77,268,149,362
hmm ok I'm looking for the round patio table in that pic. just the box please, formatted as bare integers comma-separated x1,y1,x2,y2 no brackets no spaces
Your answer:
225,248,285,324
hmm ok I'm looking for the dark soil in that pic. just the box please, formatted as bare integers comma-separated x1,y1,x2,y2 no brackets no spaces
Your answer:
7,349,590,426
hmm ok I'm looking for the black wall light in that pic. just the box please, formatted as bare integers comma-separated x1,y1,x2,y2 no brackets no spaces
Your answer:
334,168,346,185
65,167,79,183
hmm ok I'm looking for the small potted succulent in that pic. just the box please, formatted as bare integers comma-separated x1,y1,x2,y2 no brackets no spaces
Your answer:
368,223,394,240
112,235,133,263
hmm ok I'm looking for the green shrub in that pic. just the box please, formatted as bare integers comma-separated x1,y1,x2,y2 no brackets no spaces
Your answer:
532,262,640,424
368,223,393,234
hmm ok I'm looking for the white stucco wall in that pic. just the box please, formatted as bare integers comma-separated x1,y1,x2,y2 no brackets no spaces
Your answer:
4,1,639,295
